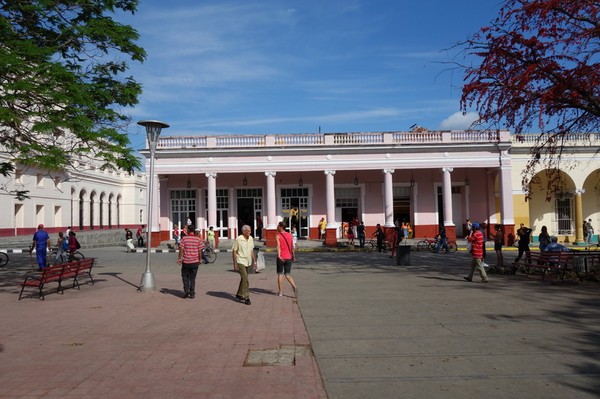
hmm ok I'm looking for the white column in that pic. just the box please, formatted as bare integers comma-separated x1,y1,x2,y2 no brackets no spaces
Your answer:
206,172,217,229
324,170,336,228
228,187,236,238
442,167,454,226
265,171,277,229
499,166,514,225
155,175,167,233
575,188,585,244
383,168,395,227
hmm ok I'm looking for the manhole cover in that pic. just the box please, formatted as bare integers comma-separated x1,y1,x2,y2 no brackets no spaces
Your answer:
245,345,312,367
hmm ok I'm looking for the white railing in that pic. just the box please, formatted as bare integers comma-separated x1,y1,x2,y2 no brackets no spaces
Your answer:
511,132,600,146
216,135,265,147
450,130,499,142
392,131,442,143
274,134,324,146
332,132,384,145
157,136,207,148
152,130,600,150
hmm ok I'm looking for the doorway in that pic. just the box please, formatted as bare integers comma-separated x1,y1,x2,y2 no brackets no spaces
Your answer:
281,188,309,237
237,198,254,236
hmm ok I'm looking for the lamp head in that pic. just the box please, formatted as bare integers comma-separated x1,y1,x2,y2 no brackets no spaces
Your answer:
138,120,170,147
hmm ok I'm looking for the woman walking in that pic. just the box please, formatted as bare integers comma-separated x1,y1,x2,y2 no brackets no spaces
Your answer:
275,221,297,297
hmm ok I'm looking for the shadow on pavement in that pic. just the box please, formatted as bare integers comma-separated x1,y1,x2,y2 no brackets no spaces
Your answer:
98,272,138,289
205,291,240,302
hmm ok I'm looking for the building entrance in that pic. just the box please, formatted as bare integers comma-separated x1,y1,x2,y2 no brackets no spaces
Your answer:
280,188,309,237
170,189,197,230
237,188,263,238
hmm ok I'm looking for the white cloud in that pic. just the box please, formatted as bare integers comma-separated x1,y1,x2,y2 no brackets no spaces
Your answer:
439,111,480,130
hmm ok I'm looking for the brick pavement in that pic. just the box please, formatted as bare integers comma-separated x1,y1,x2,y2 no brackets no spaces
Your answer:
0,250,326,399
2,244,600,399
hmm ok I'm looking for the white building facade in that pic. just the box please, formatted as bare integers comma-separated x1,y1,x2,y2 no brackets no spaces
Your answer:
142,130,518,247
0,153,146,238
3,130,598,248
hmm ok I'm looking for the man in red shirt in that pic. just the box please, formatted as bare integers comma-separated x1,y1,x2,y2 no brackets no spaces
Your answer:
177,226,204,298
464,222,489,283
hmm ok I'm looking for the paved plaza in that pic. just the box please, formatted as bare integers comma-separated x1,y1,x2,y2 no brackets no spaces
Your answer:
1,244,600,398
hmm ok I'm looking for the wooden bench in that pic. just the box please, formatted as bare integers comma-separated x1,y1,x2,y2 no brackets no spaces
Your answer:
19,258,95,300
68,258,95,289
568,250,600,276
19,264,65,300
512,251,573,281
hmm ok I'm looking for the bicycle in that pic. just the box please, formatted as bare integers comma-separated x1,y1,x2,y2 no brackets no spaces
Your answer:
203,241,217,263
416,237,435,252
428,236,458,253
67,250,85,262
0,251,8,267
416,237,458,253
365,239,392,253
48,247,68,265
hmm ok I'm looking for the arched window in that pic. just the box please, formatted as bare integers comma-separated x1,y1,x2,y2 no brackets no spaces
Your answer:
99,193,106,228
79,190,86,230
116,195,122,228
90,191,96,230
108,194,114,228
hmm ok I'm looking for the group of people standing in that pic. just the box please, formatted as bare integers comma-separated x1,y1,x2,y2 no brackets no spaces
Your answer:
173,223,216,251
31,225,79,270
177,221,298,305
231,222,297,305
124,225,147,253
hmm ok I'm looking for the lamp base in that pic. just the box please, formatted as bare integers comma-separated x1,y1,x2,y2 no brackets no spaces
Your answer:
139,272,156,292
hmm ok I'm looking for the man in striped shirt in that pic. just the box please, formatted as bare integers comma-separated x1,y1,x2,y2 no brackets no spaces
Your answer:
177,226,204,298
464,222,489,283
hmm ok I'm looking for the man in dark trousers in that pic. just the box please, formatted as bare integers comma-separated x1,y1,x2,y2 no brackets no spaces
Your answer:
136,225,145,247
31,224,51,270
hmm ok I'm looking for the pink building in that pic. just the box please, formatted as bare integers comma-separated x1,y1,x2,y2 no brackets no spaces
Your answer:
142,129,515,247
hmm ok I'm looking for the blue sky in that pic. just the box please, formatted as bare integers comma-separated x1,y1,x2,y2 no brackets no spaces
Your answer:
118,1,502,152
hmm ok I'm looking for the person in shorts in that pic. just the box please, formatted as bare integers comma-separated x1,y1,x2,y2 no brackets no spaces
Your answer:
275,221,297,297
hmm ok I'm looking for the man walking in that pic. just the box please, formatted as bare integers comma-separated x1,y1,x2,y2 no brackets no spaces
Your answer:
136,225,145,248
177,226,204,299
514,223,532,264
31,224,51,270
357,220,366,249
464,222,489,283
232,225,257,305
586,219,594,244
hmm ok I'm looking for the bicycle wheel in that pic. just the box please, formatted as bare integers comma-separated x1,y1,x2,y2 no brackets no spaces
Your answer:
50,251,63,265
71,251,85,261
416,240,428,252
428,242,437,252
0,252,8,267
447,241,458,253
205,248,217,264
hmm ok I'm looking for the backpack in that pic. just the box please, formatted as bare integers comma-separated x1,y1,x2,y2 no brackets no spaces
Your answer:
75,238,81,249
62,239,69,251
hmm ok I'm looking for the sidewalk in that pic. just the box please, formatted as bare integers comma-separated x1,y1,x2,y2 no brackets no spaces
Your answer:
0,249,326,398
1,247,599,398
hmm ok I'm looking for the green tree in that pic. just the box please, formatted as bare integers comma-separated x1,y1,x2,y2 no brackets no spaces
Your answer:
0,0,146,199
457,0,600,195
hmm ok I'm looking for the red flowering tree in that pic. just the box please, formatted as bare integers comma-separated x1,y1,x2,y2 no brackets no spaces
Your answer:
459,0,600,195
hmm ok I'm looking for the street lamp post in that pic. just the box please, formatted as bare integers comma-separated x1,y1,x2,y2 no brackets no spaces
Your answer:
138,120,169,292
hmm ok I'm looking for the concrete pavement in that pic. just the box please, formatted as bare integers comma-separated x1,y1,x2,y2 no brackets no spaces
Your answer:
1,246,599,398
